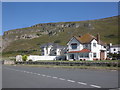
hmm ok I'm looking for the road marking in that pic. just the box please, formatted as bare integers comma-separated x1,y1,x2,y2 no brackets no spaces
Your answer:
67,80,75,83
42,74,46,76
52,77,58,79
29,72,34,74
33,73,38,75
59,78,65,80
26,71,30,73
46,75,51,78
77,82,87,85
90,84,101,88
4,67,102,88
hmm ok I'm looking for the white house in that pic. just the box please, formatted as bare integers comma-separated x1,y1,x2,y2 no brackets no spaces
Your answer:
40,43,67,56
66,33,107,61
107,43,120,54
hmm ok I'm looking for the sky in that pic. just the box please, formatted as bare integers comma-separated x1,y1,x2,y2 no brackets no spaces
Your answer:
2,2,118,35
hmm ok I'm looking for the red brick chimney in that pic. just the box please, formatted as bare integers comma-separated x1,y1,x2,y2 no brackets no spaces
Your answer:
96,33,100,44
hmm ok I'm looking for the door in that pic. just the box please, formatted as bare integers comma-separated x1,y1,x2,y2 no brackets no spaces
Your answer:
100,51,105,60
70,54,74,59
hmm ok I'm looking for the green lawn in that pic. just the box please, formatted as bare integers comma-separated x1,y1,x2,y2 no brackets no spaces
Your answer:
12,64,119,70
36,60,119,62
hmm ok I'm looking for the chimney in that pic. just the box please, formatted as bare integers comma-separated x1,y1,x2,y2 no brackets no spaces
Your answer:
109,43,112,46
79,35,81,38
96,33,100,44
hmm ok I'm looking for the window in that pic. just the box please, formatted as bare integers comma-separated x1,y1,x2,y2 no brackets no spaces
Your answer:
71,43,77,49
93,43,96,47
70,54,74,59
80,54,83,57
93,53,96,58
84,44,88,48
85,53,89,57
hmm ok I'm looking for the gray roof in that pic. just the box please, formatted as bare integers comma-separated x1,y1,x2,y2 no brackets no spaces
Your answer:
40,43,66,49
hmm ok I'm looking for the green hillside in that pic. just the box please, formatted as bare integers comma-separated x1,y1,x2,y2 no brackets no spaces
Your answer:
2,16,119,57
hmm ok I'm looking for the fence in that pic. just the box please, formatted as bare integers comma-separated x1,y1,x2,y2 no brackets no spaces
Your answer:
15,61,119,67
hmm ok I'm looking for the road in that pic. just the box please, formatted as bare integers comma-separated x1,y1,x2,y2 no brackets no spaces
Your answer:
2,65,118,88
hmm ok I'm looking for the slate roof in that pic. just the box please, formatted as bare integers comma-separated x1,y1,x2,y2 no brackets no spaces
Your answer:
40,43,66,49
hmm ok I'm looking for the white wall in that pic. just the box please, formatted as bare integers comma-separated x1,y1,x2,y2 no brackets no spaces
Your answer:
109,47,120,54
67,37,82,51
27,55,56,61
16,55,22,61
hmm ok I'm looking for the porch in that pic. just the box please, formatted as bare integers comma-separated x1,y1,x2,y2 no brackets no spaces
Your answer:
66,52,92,61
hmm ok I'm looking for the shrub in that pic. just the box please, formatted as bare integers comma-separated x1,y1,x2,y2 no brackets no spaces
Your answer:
22,55,28,61
54,40,61,43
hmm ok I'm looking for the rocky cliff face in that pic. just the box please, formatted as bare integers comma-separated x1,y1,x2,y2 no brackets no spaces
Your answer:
2,16,118,55
2,21,94,50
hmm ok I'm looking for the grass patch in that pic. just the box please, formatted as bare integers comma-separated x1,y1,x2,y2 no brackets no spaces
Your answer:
12,64,119,70
36,60,118,62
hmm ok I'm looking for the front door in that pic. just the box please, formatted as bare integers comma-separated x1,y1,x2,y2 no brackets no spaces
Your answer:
100,51,105,60
70,54,74,59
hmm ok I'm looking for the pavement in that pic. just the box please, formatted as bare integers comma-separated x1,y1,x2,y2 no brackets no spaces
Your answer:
2,65,118,88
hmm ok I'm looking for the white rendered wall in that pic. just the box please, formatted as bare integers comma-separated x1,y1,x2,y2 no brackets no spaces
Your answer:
67,37,82,51
110,47,120,54
27,55,56,61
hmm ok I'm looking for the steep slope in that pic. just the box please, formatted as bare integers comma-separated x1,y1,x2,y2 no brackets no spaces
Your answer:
2,16,119,57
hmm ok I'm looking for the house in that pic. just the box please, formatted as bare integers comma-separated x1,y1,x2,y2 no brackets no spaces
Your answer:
107,43,120,54
40,43,67,58
66,33,107,61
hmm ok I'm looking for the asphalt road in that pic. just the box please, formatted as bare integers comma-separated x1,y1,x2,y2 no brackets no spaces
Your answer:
2,65,118,88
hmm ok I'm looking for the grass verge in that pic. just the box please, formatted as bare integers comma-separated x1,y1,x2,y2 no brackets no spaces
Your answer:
11,64,119,70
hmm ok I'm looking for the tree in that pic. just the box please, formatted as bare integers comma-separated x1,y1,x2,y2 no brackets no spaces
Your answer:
22,55,28,61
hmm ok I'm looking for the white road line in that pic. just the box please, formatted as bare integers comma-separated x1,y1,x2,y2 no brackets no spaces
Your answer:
59,78,65,80
67,80,75,83
33,73,38,75
77,82,87,85
4,67,102,88
42,74,46,76
29,72,34,74
52,77,58,79
90,84,101,88
26,71,30,73
46,75,51,78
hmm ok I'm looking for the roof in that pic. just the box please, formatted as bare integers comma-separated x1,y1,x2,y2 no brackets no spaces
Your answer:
68,49,91,53
40,43,66,49
73,33,106,45
74,33,96,44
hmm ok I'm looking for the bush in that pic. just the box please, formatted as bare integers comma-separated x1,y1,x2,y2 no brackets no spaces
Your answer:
22,55,28,61
54,40,61,43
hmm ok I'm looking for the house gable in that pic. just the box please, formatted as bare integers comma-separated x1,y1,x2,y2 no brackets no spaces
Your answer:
67,36,81,45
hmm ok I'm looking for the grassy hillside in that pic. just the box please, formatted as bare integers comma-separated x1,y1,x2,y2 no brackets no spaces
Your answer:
2,16,119,57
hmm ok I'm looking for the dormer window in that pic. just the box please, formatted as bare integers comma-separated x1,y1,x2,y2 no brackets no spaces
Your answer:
71,43,77,49
84,44,88,48
93,43,96,47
